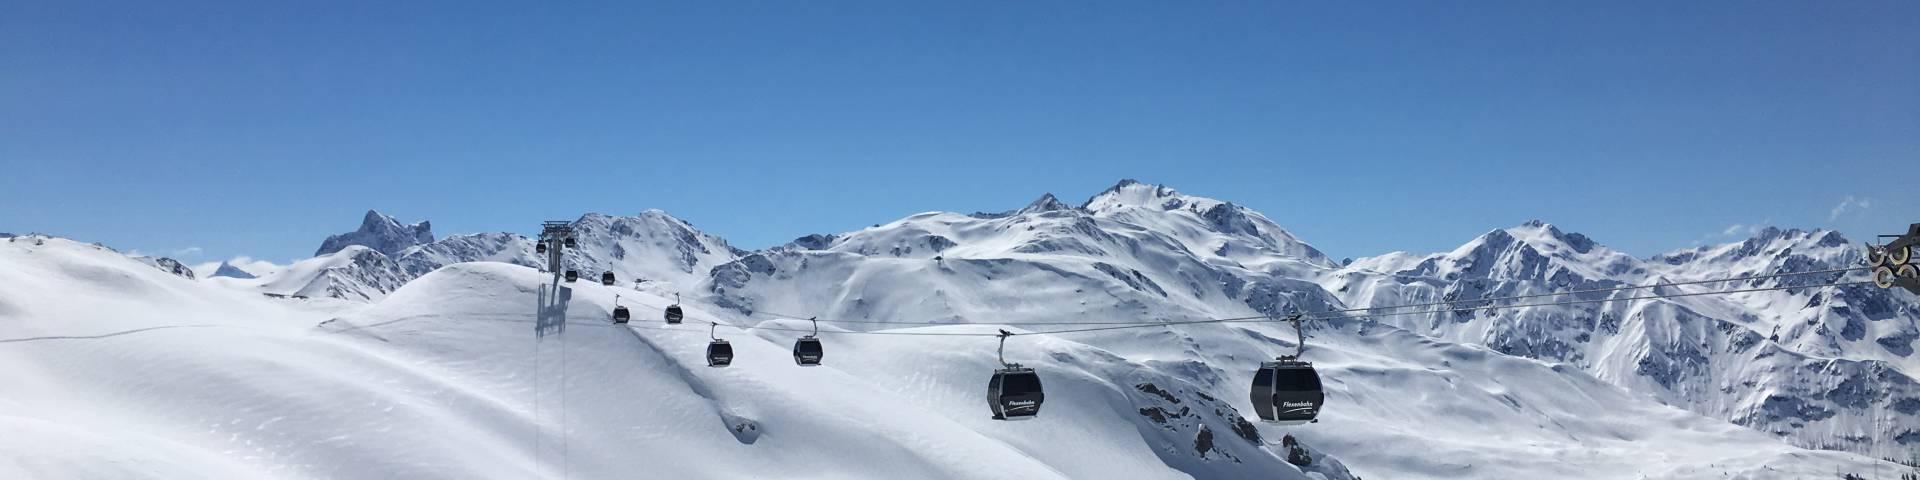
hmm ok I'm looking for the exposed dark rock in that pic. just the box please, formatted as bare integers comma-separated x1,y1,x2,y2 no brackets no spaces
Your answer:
1139,407,1167,424
1136,383,1181,404
1282,434,1312,467
315,210,433,257
1193,424,1215,457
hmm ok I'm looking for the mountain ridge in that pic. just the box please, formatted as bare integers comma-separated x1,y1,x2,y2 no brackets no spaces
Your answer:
197,179,1920,466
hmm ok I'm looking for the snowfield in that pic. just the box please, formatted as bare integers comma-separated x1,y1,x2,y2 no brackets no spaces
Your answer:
0,240,1328,479
2,180,1913,479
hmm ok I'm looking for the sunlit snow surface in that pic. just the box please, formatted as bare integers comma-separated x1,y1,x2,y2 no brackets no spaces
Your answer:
1,232,1902,479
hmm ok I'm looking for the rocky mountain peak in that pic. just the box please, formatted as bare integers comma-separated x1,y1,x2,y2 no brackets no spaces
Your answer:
1495,220,1600,255
1081,179,1184,212
315,210,434,257
211,261,257,279
1015,193,1074,215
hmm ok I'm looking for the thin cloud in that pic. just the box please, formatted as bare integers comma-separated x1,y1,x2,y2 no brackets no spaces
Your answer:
1830,196,1872,220
1697,219,1773,246
126,246,202,259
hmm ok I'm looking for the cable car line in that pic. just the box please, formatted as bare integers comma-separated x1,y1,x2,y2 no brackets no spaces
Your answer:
1303,266,1870,316
610,277,1864,424
1289,279,1872,323
1024,278,1873,336
619,277,1870,340
679,319,1002,336
536,218,1915,431
738,266,1869,328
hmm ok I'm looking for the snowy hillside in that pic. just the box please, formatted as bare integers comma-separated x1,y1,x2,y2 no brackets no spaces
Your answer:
693,180,1917,475
1331,221,1920,456
3,179,1915,479
394,231,539,279
552,210,743,291
0,236,1358,479
716,181,1337,324
212,210,739,303
131,254,196,280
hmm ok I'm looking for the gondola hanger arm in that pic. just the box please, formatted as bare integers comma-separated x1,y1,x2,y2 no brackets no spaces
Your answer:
1288,312,1304,359
997,329,1013,367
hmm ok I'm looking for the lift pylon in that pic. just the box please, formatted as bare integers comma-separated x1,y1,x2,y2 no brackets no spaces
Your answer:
537,221,575,282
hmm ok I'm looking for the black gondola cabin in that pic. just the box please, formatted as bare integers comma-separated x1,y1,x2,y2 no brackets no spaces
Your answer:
707,340,733,367
793,336,823,366
564,270,578,283
664,305,684,325
988,366,1044,420
1250,358,1323,425
612,306,630,323
600,271,616,286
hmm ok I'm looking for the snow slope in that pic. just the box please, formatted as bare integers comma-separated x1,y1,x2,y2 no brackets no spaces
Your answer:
0,237,1357,479
552,210,742,291
695,181,1917,475
203,245,409,302
226,210,739,303
1330,222,1920,456
2,235,1895,479
4,178,1914,479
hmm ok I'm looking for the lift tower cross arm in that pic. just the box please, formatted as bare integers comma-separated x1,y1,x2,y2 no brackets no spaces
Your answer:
1867,222,1920,295
1882,223,1920,253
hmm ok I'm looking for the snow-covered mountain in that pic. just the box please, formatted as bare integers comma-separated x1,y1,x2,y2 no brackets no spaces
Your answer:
230,210,740,302
3,179,1915,479
714,181,1337,322
314,210,434,257
208,261,257,279
1331,221,1920,457
203,245,410,302
0,235,1369,480
131,254,196,280
689,180,1918,474
394,231,540,279
553,210,743,291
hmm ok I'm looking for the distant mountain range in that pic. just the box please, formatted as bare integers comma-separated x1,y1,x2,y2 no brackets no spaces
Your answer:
243,179,1916,459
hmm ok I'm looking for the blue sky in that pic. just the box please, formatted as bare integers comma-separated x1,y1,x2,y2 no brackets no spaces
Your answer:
2,1,1914,265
